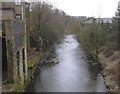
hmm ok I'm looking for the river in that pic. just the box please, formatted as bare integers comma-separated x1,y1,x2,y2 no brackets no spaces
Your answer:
26,34,107,92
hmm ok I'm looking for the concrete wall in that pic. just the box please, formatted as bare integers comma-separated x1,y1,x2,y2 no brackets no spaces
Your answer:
12,21,27,84
2,2,15,7
0,36,2,93
4,21,14,82
3,20,28,85
2,10,14,20
4,21,27,86
2,2,29,91
2,2,27,20
2,2,15,20
13,21,25,51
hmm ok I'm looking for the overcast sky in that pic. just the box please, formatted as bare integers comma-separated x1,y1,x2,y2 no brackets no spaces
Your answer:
42,0,119,18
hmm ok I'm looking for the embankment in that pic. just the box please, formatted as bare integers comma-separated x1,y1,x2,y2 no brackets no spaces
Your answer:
99,49,119,92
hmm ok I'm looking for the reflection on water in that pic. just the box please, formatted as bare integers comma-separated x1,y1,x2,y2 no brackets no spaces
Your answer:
26,34,107,92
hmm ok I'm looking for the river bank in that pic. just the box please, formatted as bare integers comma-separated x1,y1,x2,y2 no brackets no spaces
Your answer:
26,34,107,92
2,46,56,92
2,49,40,92
75,31,119,92
25,46,59,91
3,34,113,92
99,49,119,92
25,34,119,92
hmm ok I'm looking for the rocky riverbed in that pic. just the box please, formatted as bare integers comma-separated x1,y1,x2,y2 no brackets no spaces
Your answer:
40,48,59,66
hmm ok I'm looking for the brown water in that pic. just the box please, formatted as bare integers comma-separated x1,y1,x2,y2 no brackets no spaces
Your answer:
26,34,107,92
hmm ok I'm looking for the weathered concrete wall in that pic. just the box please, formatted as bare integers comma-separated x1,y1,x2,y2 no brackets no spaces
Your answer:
5,21,14,82
14,3,24,14
13,21,26,85
2,2,27,21
0,2,2,93
13,21,25,51
2,2,30,91
0,36,2,93
2,2,14,7
12,21,27,85
2,2,15,20
4,20,28,85
2,10,14,20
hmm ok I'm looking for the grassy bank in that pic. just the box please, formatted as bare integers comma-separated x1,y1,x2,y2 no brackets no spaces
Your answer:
99,47,119,92
74,17,119,92
76,35,119,92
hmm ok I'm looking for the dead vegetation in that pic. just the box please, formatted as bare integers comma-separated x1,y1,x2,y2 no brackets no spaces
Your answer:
99,48,119,92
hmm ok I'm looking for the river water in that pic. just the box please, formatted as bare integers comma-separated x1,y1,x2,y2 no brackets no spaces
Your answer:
26,34,107,92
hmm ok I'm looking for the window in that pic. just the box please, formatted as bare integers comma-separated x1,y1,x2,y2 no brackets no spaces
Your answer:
15,14,22,19
15,0,21,5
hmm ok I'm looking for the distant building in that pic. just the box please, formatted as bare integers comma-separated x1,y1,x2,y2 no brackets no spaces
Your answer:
1,1,30,91
96,18,113,23
83,17,113,24
75,16,87,19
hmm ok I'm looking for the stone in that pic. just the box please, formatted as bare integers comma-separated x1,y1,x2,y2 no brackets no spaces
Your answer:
50,58,59,64
92,63,97,66
37,67,40,69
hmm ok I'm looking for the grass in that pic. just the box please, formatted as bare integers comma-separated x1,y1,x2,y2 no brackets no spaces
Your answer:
99,49,119,92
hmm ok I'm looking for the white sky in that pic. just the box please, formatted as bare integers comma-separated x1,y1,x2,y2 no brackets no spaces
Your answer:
43,0,119,18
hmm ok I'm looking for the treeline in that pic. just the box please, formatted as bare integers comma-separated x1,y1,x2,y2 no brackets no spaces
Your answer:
29,1,73,51
29,1,119,60
74,10,119,62
72,10,119,91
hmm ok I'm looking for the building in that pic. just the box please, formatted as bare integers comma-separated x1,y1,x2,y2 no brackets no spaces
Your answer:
83,17,113,24
1,1,30,91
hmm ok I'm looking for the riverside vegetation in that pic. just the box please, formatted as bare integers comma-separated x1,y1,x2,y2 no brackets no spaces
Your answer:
27,1,119,92
73,13,119,92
